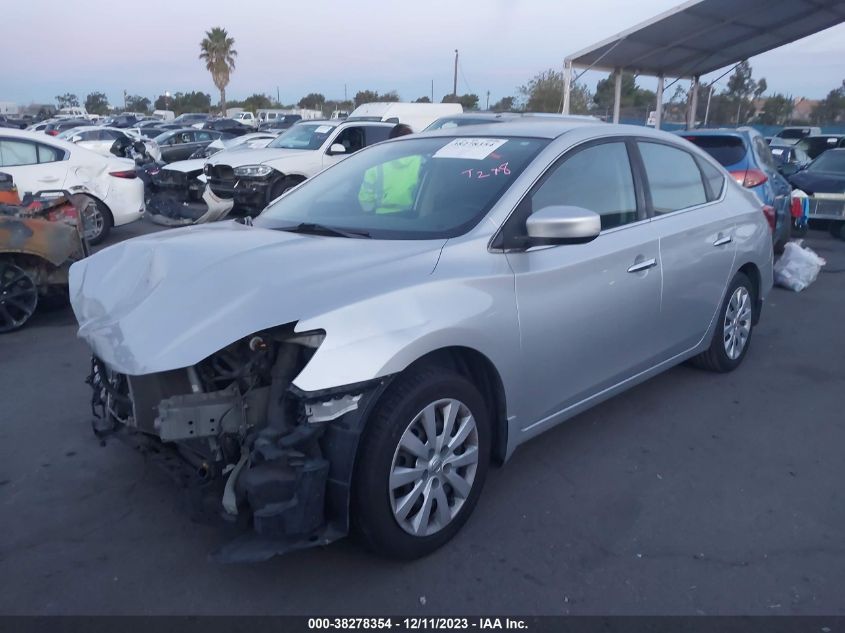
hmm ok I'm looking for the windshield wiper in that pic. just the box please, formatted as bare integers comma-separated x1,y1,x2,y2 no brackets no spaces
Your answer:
276,222,371,238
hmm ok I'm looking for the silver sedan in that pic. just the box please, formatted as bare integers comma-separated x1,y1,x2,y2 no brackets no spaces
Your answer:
70,121,773,561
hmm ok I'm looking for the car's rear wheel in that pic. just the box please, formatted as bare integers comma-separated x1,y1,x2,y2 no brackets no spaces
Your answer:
774,217,791,254
691,272,755,373
0,261,38,333
72,194,112,245
353,366,491,559
829,221,845,241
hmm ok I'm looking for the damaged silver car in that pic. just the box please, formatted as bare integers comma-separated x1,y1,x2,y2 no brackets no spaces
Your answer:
70,121,774,561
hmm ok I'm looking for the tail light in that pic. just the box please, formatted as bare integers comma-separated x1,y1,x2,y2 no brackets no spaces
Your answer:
730,168,768,188
46,130,59,136
761,205,776,232
109,170,137,179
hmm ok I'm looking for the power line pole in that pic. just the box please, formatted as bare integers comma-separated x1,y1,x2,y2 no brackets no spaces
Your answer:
453,49,459,97
431,79,434,103
486,91,490,110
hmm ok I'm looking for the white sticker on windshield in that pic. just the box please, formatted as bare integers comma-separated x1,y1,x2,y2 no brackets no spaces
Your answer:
433,138,507,160
315,125,333,134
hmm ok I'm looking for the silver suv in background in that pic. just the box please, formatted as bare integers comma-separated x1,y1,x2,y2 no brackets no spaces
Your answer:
70,121,773,561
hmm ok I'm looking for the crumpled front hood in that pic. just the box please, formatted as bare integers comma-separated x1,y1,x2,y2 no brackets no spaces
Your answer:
206,147,304,168
70,222,445,375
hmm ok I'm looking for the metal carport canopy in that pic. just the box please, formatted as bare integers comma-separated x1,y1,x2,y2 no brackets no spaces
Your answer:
562,0,845,125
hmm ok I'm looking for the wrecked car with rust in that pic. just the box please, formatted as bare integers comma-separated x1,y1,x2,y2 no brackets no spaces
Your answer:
1,172,87,332
69,122,774,561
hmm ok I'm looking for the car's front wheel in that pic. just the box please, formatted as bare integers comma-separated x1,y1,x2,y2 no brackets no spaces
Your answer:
353,366,491,559
0,261,38,333
692,271,755,372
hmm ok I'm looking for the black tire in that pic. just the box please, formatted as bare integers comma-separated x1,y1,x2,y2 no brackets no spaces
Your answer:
829,221,845,241
0,261,39,333
691,272,755,373
352,365,491,559
269,177,302,204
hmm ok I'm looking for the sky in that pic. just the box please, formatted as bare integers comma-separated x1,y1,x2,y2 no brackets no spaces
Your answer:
2,0,844,109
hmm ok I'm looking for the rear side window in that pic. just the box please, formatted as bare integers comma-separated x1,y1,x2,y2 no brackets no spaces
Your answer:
754,137,777,169
531,141,638,230
365,126,392,145
638,142,707,213
697,158,725,201
683,135,746,167
36,144,61,163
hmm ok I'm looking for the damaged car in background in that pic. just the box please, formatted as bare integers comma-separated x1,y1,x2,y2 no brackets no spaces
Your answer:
0,129,145,244
144,134,278,226
1,172,87,332
70,122,773,562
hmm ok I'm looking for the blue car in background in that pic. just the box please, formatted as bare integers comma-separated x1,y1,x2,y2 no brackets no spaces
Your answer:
679,127,792,253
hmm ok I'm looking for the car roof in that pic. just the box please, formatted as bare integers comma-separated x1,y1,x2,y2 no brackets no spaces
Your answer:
418,119,618,139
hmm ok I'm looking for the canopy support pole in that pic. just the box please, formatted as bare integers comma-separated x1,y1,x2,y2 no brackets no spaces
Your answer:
687,75,700,129
562,59,573,115
655,74,664,129
612,68,622,124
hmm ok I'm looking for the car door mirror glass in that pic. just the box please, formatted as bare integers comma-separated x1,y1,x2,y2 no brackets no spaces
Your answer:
525,205,601,245
328,143,347,155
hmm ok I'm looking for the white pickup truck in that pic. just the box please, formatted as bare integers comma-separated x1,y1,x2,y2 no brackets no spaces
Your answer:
204,119,401,214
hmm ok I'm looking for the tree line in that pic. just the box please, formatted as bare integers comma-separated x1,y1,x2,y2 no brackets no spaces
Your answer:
54,24,845,126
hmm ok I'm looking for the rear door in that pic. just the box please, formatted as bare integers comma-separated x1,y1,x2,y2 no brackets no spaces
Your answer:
504,138,663,424
0,136,69,195
636,140,737,357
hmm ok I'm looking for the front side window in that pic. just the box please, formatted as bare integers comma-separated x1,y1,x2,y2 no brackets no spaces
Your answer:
333,126,366,153
638,142,707,214
0,139,38,166
256,136,548,239
531,141,638,230
807,150,845,173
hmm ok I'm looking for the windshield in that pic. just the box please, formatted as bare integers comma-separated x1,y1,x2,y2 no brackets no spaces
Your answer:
255,136,549,239
807,151,845,174
268,123,335,150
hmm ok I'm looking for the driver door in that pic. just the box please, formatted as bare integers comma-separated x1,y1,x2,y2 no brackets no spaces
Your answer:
503,139,663,427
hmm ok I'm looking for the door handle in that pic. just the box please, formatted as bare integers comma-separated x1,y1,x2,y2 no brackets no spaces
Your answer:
38,176,59,182
713,235,732,246
627,258,657,273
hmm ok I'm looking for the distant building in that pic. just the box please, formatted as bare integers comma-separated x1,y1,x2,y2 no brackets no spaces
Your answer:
0,101,19,115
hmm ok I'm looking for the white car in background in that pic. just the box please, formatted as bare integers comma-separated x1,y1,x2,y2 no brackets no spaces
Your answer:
58,126,162,162
204,119,402,214
0,129,145,244
231,111,257,128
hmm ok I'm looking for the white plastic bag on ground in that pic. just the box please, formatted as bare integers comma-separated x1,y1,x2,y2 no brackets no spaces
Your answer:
774,241,826,292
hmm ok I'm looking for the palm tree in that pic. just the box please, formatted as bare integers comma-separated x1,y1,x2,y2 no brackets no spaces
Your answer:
199,27,237,114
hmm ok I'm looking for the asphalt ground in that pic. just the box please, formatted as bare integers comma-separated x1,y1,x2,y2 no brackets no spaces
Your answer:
1,219,843,615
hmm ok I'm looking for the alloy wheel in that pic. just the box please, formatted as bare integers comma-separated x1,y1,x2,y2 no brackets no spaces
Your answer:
389,398,479,537
0,262,38,333
723,286,752,360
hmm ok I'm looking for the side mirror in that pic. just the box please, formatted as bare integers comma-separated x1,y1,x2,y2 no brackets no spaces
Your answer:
71,135,81,142
328,143,347,155
525,205,601,245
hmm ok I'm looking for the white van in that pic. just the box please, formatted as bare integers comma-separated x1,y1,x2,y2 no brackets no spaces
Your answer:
346,102,463,132
56,106,91,120
231,111,257,127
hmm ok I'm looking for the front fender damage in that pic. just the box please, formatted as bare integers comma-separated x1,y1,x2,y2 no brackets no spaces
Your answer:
87,325,393,563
